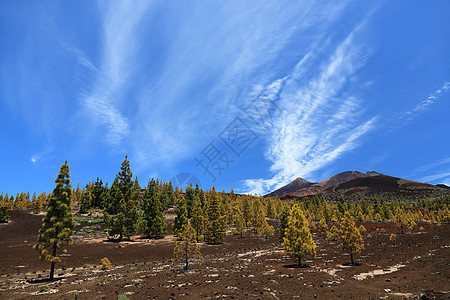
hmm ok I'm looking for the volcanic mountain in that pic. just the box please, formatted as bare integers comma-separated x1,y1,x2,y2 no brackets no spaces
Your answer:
264,171,450,201
265,171,379,198
436,184,450,190
265,177,315,198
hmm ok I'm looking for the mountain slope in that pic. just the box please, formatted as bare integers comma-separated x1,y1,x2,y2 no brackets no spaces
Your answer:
264,171,450,201
436,184,450,190
265,171,379,198
265,177,314,198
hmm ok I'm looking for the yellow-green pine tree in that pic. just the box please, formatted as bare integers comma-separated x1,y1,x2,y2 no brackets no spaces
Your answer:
327,225,339,241
233,204,246,238
339,212,363,265
282,204,316,266
173,221,201,270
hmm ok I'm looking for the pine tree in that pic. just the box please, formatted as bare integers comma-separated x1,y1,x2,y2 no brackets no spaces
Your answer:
233,204,246,238
72,183,82,209
190,195,204,242
282,204,316,266
184,185,196,219
258,218,275,239
104,156,139,240
253,199,274,238
173,221,202,270
327,225,339,241
279,205,289,242
174,195,188,236
33,161,74,280
250,198,264,230
241,196,251,229
141,179,166,238
204,187,227,244
79,186,92,214
91,178,106,208
266,198,275,219
339,212,363,265
319,217,328,237
0,194,12,223
394,207,408,234
33,192,45,214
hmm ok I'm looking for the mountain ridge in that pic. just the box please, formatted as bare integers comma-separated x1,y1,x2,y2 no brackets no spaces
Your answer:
264,171,450,201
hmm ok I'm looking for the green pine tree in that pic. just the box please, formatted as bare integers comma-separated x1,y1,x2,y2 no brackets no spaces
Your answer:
141,179,166,238
190,195,204,242
79,185,92,214
174,195,188,236
204,187,227,244
104,156,139,240
33,161,74,280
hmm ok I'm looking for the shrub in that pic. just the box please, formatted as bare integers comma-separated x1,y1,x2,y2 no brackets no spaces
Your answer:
100,257,112,270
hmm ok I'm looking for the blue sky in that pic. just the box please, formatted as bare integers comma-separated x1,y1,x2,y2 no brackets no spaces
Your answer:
1,1,449,196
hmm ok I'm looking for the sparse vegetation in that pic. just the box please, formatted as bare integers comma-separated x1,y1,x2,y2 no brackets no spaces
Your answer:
100,257,112,270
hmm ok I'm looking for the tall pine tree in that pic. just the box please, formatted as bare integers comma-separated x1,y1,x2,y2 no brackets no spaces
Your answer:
141,179,166,238
204,187,227,244
104,156,139,240
34,162,74,280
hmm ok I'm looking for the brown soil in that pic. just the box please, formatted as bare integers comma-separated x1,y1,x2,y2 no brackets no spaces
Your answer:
1,210,449,299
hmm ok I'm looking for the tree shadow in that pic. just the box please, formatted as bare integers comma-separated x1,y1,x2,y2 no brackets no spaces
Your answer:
26,277,63,284
136,235,164,240
341,262,362,267
282,263,311,269
105,237,134,243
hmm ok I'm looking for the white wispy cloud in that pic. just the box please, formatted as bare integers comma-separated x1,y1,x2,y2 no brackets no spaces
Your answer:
440,178,450,187
419,172,450,183
127,1,353,170
78,0,152,146
413,157,450,173
30,148,54,165
30,154,40,164
402,81,450,120
71,48,98,72
242,24,376,195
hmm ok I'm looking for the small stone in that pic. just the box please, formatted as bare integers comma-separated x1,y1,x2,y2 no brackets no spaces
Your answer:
385,278,391,282
384,289,391,293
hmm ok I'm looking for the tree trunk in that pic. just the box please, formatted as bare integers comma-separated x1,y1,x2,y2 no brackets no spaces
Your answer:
350,252,354,265
298,255,302,266
50,242,57,280
185,245,188,270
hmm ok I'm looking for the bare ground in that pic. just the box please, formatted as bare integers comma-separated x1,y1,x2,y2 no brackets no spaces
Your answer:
0,209,449,299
